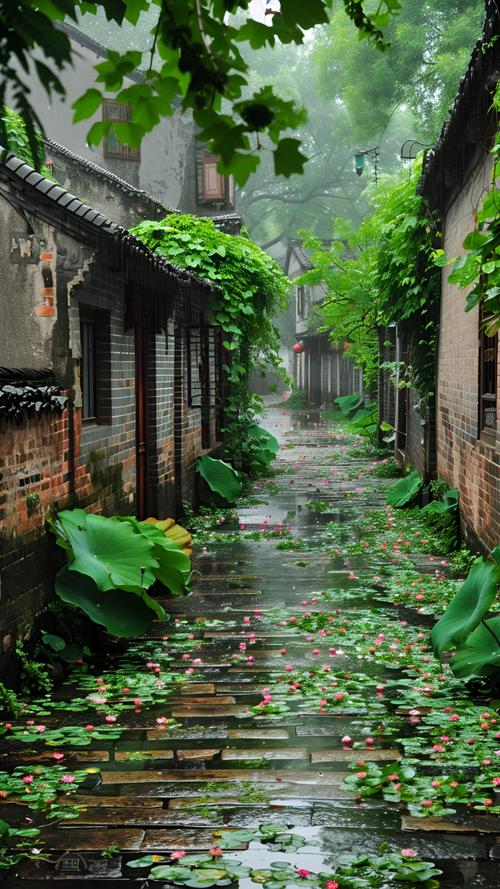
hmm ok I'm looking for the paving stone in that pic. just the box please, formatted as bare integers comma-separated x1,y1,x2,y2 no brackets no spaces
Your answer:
310,748,400,763
41,828,144,850
146,726,228,741
171,705,244,717
221,747,307,760
101,768,348,786
227,728,290,739
114,750,174,761
176,749,221,761
140,829,248,850
402,815,500,833
0,750,110,764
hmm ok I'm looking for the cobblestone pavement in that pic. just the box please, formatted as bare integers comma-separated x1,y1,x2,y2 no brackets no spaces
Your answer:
2,408,498,886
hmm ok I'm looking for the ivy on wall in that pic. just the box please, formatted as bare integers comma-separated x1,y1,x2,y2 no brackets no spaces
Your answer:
131,214,290,470
434,82,500,334
0,384,68,425
297,162,441,396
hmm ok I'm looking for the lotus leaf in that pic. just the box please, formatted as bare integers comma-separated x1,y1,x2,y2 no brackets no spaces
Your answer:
196,455,242,503
386,469,422,508
55,568,164,637
449,616,500,678
58,511,157,592
335,392,363,417
430,555,500,657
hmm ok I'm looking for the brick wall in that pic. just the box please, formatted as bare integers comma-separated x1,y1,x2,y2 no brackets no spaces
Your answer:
437,153,500,551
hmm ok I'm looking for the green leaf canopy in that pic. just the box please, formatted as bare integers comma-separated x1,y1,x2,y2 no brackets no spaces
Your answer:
430,556,500,657
196,455,242,503
386,469,422,508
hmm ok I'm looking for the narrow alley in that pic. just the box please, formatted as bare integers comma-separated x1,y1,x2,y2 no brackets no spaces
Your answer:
1,408,498,886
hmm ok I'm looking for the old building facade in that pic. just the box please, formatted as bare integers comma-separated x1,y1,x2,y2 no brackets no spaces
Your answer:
418,0,500,549
0,150,224,644
286,240,363,406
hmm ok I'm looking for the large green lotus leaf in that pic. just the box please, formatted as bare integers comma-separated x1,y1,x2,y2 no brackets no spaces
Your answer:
248,423,279,454
386,469,422,508
55,567,160,637
196,455,242,503
118,517,191,594
422,488,459,516
432,563,500,657
150,536,191,596
449,616,500,678
430,557,500,657
335,392,363,417
49,508,89,556
62,513,157,592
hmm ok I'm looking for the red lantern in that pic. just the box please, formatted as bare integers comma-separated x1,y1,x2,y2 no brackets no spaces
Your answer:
292,341,305,354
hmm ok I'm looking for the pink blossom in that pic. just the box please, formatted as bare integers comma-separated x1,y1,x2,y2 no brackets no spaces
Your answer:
22,775,34,784
209,847,223,858
60,774,75,784
297,869,311,878
105,715,117,723
170,851,186,860
52,753,65,761
401,849,418,858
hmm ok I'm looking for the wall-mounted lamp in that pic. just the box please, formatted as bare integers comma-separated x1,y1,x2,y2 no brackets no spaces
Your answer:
353,147,379,184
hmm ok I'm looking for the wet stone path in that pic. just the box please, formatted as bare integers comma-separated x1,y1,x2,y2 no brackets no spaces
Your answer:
1,408,499,886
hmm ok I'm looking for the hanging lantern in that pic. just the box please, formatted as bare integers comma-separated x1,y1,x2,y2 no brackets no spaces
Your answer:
354,150,365,176
292,341,305,354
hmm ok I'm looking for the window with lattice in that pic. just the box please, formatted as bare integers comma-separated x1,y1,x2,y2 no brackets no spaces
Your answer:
102,100,140,161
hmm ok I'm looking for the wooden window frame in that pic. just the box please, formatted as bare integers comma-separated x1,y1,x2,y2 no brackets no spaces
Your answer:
478,309,498,440
196,149,233,206
80,306,112,425
297,285,305,317
102,100,141,162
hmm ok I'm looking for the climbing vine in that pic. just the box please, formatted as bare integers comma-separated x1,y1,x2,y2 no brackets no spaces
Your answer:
434,82,500,334
131,215,290,471
298,162,441,396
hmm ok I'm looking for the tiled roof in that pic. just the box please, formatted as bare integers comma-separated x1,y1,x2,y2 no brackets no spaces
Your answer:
1,151,217,292
289,239,314,270
44,138,167,212
419,0,500,211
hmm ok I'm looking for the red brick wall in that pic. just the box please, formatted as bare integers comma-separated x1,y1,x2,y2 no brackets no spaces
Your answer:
437,153,500,551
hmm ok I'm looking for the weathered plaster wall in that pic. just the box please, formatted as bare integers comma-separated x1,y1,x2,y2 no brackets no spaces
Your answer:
0,201,60,369
437,153,500,551
20,40,194,210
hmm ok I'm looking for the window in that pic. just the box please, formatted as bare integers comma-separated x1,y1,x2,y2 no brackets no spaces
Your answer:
102,100,141,161
297,286,305,317
479,310,497,436
80,320,96,420
196,149,233,206
80,307,111,423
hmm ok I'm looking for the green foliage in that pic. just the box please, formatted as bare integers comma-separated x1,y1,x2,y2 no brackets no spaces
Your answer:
196,456,242,504
0,818,40,870
285,388,309,410
386,469,423,508
335,392,363,417
0,1,405,183
49,509,192,637
430,550,500,659
299,164,440,394
0,107,52,173
15,642,52,695
434,83,500,334
449,616,500,679
314,0,484,143
0,682,20,718
237,423,279,475
131,214,289,476
421,487,459,550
